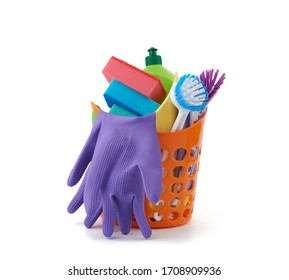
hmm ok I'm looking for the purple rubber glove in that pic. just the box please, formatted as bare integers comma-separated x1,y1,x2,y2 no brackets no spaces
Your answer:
67,110,162,238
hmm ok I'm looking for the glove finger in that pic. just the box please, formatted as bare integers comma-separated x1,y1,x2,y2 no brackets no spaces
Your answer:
67,173,86,213
113,196,133,235
83,170,102,216
67,114,102,186
133,195,152,239
134,113,162,203
137,165,162,204
102,199,117,238
84,205,102,228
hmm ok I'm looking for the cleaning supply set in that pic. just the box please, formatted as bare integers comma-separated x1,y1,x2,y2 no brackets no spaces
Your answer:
67,48,226,238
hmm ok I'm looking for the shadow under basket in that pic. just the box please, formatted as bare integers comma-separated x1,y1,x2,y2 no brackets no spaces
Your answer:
132,111,207,229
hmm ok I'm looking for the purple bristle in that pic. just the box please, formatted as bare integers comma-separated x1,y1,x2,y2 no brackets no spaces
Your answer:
200,69,226,101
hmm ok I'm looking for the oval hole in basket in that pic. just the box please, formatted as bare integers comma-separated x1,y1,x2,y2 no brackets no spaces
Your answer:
150,212,163,222
150,200,164,210
173,148,187,161
170,198,181,208
190,146,199,159
161,149,169,161
188,164,196,176
171,182,183,193
183,209,191,218
184,195,192,206
168,212,179,221
186,180,194,191
172,166,185,178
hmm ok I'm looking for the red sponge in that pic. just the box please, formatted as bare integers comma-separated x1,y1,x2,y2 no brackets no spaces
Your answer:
102,56,166,104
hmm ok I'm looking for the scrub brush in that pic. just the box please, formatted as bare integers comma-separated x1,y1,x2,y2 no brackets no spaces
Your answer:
200,69,226,102
190,69,226,125
160,73,207,163
170,73,208,132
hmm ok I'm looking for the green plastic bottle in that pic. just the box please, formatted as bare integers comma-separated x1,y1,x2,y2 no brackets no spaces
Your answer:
143,47,175,96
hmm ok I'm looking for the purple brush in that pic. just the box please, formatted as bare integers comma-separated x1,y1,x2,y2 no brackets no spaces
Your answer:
200,69,226,102
189,69,225,126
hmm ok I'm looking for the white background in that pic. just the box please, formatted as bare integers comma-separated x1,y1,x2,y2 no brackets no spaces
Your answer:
1,0,288,279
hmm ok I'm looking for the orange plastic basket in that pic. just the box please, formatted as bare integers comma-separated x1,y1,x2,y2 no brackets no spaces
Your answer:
92,102,207,229
132,111,206,228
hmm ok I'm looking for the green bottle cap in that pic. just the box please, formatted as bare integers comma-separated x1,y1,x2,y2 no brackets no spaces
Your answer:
145,47,162,66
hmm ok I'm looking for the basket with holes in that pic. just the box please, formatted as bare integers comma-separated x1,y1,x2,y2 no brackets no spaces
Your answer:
131,111,207,229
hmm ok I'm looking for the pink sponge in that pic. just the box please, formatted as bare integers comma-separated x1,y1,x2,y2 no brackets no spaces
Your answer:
102,56,166,104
